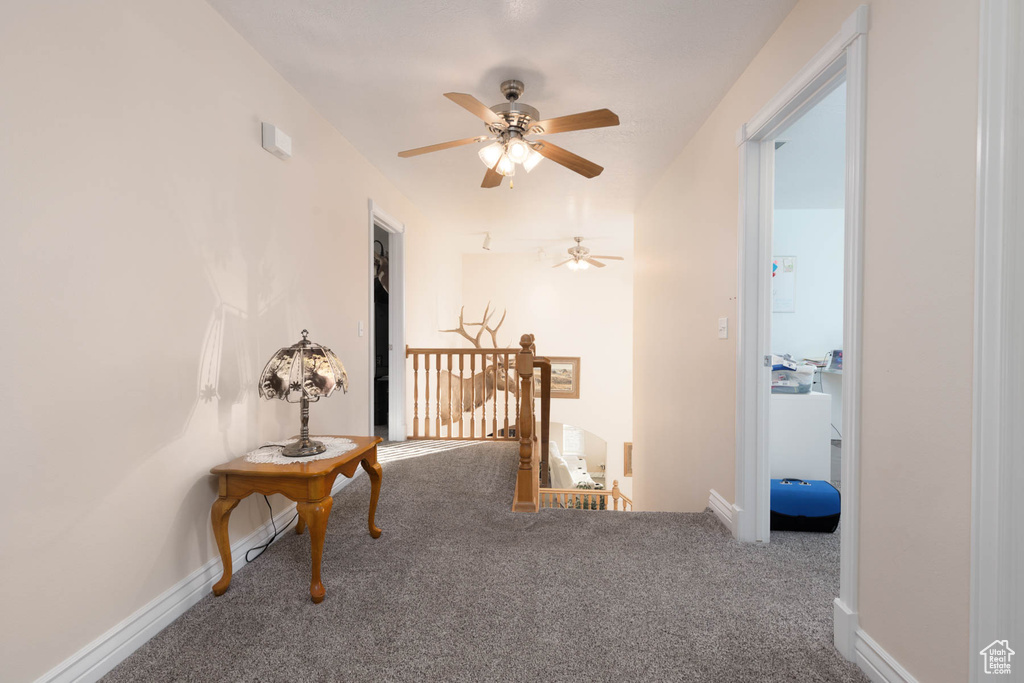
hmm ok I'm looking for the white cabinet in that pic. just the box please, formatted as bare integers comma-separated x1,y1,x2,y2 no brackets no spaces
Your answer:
769,391,832,481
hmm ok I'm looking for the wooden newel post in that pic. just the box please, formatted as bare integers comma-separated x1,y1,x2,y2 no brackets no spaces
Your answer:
512,334,540,512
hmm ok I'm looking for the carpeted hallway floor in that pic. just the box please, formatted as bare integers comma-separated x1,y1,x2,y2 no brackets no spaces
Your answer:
105,442,866,682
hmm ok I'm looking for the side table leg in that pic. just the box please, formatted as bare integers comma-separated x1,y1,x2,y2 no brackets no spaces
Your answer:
211,496,240,596
295,515,306,535
297,497,333,604
361,458,383,539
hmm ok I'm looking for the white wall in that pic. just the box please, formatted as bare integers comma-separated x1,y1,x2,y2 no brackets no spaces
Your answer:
460,251,633,497
771,209,845,361
0,2,457,680
634,1,978,681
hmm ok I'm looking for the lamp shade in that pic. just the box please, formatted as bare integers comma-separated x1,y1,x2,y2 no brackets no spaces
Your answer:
506,137,530,164
478,141,504,168
258,330,348,457
523,149,543,173
259,330,348,403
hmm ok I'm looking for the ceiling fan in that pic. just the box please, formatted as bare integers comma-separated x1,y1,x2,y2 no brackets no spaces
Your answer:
398,79,620,188
553,237,624,271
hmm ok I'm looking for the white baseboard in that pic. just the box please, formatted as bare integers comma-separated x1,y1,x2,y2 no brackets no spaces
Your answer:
833,598,858,659
36,474,360,683
708,489,737,534
854,628,919,683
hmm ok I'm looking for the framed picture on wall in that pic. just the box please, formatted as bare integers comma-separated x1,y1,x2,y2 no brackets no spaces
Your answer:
772,255,797,312
624,442,633,477
533,356,580,399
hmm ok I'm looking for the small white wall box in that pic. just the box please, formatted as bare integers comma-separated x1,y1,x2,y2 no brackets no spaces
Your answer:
261,122,292,159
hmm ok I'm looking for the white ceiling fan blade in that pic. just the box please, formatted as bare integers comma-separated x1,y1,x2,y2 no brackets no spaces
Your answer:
552,259,573,268
584,258,606,268
590,255,624,260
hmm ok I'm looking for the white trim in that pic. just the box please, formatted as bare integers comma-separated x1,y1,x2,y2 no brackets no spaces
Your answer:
368,199,407,442
734,2,868,664
734,139,762,544
854,629,920,683
833,598,859,659
838,21,868,648
707,489,737,534
736,5,868,146
36,475,359,683
970,2,1019,681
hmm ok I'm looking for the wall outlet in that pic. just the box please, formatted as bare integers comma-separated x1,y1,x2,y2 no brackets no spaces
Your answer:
358,321,364,337
718,317,729,339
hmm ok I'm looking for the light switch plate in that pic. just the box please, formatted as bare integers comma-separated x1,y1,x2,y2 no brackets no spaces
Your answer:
718,317,728,339
358,321,364,337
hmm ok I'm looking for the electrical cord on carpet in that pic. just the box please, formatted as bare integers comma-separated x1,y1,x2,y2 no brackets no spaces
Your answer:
245,444,300,564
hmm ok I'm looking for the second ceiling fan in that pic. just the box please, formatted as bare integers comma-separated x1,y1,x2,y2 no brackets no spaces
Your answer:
553,237,624,271
398,79,620,188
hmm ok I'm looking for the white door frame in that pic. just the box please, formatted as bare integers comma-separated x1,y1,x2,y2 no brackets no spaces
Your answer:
368,199,407,442
970,1,1020,680
734,5,867,660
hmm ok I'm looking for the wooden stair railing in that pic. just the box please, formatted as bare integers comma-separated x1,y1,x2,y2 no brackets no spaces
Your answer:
407,333,550,513
406,346,520,440
511,334,551,513
539,480,634,511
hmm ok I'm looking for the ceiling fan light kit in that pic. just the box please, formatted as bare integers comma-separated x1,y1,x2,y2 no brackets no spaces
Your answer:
398,79,620,188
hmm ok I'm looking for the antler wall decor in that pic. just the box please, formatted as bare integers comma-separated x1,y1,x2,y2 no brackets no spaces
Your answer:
437,302,518,425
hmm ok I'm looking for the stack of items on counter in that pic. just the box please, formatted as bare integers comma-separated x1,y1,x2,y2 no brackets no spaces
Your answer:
768,354,840,532
769,354,815,394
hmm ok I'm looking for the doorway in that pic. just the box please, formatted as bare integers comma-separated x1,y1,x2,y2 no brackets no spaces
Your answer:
367,200,407,442
373,224,390,440
769,80,846,492
735,5,867,661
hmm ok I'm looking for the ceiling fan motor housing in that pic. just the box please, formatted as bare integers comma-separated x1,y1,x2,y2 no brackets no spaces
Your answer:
489,80,540,137
500,79,524,101
568,245,590,260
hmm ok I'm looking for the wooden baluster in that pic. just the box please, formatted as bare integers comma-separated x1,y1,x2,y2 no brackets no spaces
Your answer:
424,354,431,438
503,352,510,439
492,352,498,439
612,480,621,511
470,353,476,439
435,352,441,438
459,353,465,439
447,353,453,438
514,361,521,440
481,353,487,439
412,353,419,438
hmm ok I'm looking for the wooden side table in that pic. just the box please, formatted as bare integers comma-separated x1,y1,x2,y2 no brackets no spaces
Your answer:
209,435,382,604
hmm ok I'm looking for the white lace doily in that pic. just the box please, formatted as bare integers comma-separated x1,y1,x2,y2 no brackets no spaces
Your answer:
245,437,357,465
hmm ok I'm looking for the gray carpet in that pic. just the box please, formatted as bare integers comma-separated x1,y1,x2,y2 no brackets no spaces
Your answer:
105,442,866,682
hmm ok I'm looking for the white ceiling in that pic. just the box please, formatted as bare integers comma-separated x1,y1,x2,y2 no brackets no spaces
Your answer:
208,0,796,251
774,80,847,210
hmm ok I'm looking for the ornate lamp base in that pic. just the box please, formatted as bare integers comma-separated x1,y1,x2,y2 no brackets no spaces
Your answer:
282,438,326,457
282,397,326,457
